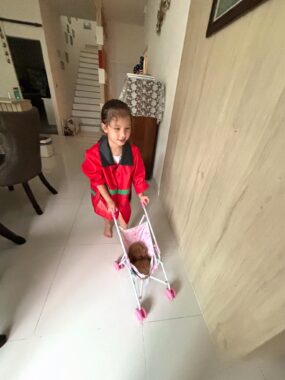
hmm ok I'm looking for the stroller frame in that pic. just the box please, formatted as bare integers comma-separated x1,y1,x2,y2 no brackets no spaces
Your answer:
113,204,176,321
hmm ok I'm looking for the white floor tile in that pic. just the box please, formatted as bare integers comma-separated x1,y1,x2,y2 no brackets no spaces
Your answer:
142,241,201,322
258,356,285,380
0,134,281,380
215,360,265,380
0,244,64,340
0,326,145,380
67,201,120,245
36,244,144,335
143,316,264,380
144,316,220,380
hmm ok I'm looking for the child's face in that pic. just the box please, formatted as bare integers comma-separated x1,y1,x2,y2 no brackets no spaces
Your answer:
102,116,131,147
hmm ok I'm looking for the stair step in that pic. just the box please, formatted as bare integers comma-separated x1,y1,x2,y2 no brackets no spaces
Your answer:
73,103,100,112
72,110,100,118
77,78,99,86
78,73,98,81
74,96,99,105
80,125,101,133
80,52,98,60
81,117,101,125
79,62,98,69
76,84,100,92
81,49,97,55
75,90,101,99
79,57,99,64
85,44,98,50
78,67,98,75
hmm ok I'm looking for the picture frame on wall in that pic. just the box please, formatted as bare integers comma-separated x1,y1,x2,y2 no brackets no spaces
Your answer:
206,0,268,37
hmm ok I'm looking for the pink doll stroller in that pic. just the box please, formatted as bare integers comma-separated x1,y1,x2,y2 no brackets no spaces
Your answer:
113,204,176,321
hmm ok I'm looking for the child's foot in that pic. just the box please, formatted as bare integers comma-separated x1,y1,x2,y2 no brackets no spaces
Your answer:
104,220,113,238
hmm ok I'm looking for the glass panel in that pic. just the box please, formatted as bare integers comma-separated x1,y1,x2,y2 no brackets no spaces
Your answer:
214,0,242,20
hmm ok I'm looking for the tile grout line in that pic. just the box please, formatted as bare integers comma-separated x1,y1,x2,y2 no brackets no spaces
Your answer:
33,244,67,336
144,313,202,325
33,179,90,336
257,361,267,380
141,325,148,380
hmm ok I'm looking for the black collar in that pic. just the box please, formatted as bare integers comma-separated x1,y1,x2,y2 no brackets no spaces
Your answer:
99,135,133,167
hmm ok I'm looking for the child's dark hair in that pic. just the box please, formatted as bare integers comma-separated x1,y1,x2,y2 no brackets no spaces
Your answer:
101,99,132,125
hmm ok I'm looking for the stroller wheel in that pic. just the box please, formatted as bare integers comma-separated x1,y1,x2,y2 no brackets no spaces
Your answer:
135,307,147,321
114,261,123,271
165,288,176,300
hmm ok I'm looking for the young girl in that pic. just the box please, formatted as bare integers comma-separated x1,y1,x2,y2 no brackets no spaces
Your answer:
82,99,149,237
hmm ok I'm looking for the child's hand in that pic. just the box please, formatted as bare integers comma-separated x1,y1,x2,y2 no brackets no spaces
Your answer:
139,195,150,206
107,200,117,214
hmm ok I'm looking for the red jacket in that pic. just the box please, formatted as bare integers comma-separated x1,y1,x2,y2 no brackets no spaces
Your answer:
82,136,148,223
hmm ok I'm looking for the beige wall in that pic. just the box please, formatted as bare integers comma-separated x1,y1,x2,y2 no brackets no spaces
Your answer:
39,0,73,131
161,0,285,358
105,21,145,98
144,0,191,189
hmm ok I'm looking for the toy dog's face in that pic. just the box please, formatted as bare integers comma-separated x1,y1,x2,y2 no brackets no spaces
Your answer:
135,259,150,276
128,241,149,263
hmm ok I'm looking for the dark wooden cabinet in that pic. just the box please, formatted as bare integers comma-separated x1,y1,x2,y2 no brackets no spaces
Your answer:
130,116,158,180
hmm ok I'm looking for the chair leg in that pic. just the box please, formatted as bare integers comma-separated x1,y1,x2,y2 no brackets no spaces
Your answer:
0,223,26,245
8,186,14,191
38,172,57,194
0,334,7,348
22,182,43,215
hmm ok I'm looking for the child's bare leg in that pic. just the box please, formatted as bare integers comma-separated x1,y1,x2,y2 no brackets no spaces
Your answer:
104,219,114,238
118,213,128,229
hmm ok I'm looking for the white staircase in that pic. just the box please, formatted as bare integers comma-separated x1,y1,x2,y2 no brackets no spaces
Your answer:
72,46,101,132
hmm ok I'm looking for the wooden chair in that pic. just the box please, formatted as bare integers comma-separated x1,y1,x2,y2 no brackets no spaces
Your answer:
0,107,57,215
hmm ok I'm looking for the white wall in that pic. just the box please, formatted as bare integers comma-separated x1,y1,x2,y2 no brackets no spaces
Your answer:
0,0,62,131
0,0,42,97
0,22,19,98
59,16,97,108
144,0,191,189
105,21,145,98
0,0,42,24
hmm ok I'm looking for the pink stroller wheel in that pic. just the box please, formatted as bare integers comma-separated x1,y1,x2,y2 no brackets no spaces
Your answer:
135,307,147,321
114,261,123,271
165,288,176,300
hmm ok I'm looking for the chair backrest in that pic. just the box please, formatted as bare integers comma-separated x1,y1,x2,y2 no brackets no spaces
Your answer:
0,107,42,186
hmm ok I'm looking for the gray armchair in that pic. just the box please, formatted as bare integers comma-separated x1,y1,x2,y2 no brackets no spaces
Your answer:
0,107,57,215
